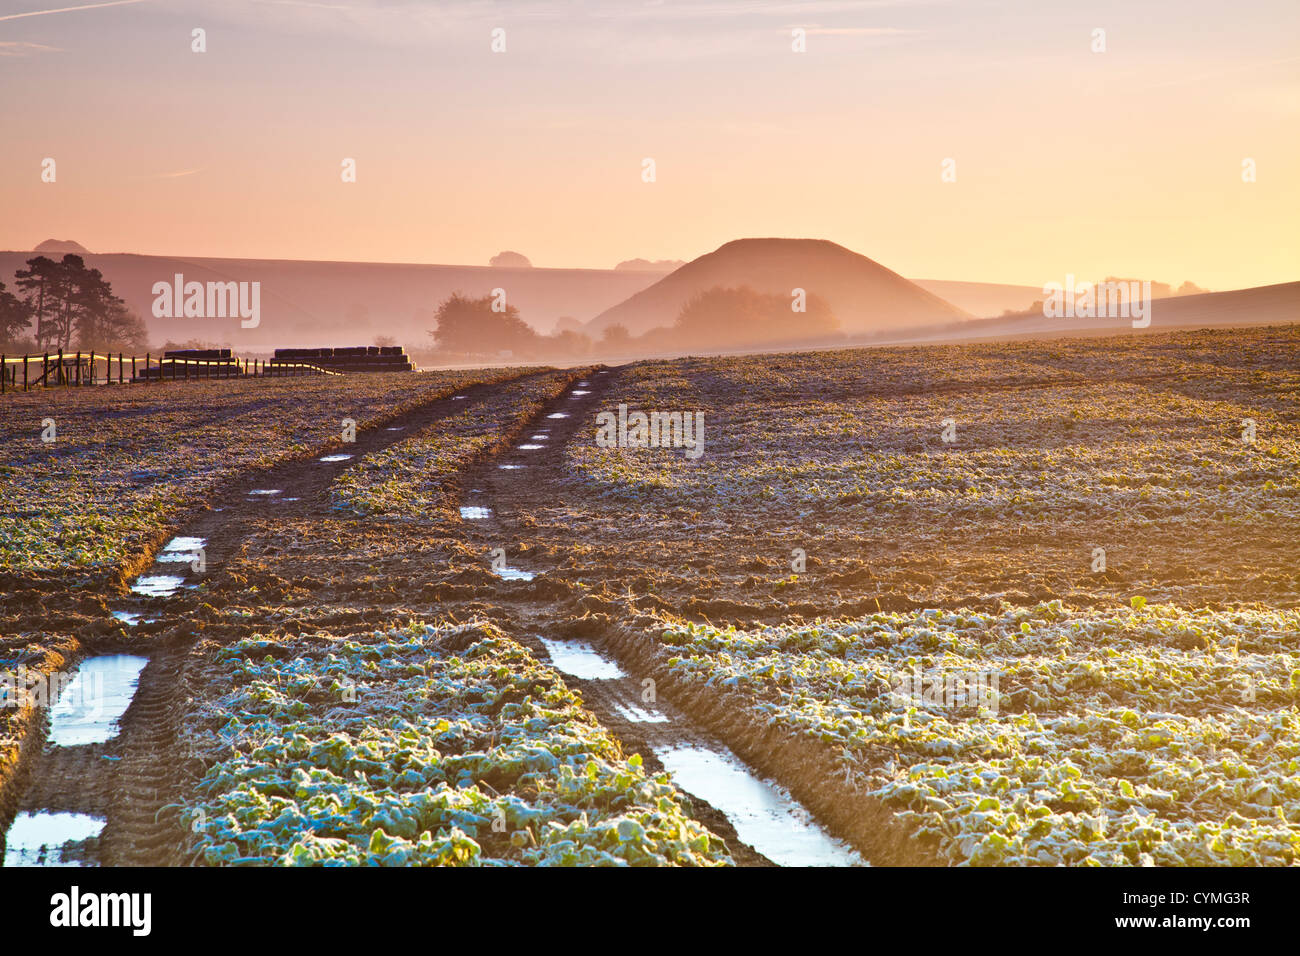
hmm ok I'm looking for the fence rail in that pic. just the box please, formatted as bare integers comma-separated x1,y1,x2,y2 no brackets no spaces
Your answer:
0,349,341,393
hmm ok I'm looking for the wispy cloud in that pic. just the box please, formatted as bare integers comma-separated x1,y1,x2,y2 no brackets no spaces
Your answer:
135,167,204,180
0,0,155,23
0,40,63,55
267,0,356,10
799,26,917,37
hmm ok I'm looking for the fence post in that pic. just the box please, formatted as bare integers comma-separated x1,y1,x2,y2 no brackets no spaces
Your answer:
2,355,5,394
44,352,49,387
24,356,29,391
57,349,63,386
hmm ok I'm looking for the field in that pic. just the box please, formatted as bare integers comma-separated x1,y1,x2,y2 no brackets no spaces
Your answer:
1,325,1297,867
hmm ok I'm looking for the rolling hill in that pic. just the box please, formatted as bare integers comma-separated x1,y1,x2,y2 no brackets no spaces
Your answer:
584,238,971,337
0,251,661,349
873,281,1300,345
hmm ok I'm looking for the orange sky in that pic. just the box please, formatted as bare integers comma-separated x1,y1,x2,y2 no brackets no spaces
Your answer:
2,0,1297,290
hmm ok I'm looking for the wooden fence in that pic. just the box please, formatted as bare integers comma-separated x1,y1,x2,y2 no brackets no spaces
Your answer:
0,349,340,394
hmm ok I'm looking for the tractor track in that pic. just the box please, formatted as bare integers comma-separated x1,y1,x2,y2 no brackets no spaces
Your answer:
3,374,531,867
456,370,864,866
7,365,862,868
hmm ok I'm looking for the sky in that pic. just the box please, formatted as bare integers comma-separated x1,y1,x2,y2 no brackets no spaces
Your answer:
1,0,1297,289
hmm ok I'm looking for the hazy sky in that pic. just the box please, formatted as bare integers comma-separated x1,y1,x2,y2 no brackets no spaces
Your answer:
2,0,1297,289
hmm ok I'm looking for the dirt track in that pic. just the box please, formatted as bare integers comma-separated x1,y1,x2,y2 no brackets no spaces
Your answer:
5,377,535,865
4,370,820,866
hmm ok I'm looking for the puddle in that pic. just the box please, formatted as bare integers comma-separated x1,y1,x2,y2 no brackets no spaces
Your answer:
493,566,535,581
248,489,281,496
3,811,104,867
546,413,568,419
48,655,149,747
319,454,354,463
469,489,484,494
655,745,863,867
161,536,205,553
498,464,526,470
577,381,590,386
613,702,669,724
452,395,467,400
517,444,544,450
129,575,185,597
155,552,198,564
156,536,205,563
111,611,155,627
538,637,626,680
385,426,405,431
571,390,591,397
459,506,492,519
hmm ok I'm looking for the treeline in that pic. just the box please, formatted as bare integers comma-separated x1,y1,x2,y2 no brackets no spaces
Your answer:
0,254,149,354
422,285,841,364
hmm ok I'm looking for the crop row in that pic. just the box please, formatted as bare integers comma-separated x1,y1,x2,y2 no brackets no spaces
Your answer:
0,369,521,577
567,359,1297,528
657,601,1300,865
181,621,731,866
331,368,585,517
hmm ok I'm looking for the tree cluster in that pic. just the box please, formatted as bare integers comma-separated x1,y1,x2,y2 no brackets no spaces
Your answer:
0,254,149,353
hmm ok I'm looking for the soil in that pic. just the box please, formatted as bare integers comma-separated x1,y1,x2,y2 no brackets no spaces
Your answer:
5,338,1294,867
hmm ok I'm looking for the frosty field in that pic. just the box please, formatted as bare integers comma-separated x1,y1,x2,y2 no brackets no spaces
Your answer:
1,326,1296,867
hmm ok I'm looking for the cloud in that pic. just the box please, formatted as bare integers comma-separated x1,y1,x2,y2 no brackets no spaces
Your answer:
267,0,356,9
798,27,917,36
0,41,64,56
131,167,204,180
0,0,155,23
200,0,934,53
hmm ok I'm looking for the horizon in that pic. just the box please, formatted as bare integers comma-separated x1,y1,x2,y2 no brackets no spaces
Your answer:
4,238,1292,296
2,0,1297,290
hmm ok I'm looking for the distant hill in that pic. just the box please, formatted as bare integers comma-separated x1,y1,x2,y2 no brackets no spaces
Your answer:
873,282,1300,345
910,278,1045,318
615,258,685,273
586,238,971,337
33,239,92,255
0,251,661,349
911,277,1216,320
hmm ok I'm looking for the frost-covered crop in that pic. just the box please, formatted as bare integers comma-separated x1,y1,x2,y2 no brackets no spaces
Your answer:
0,368,514,575
183,621,730,867
659,602,1300,866
332,370,581,517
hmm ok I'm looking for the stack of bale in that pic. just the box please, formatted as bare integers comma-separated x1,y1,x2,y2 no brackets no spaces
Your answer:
268,346,413,373
134,348,242,381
